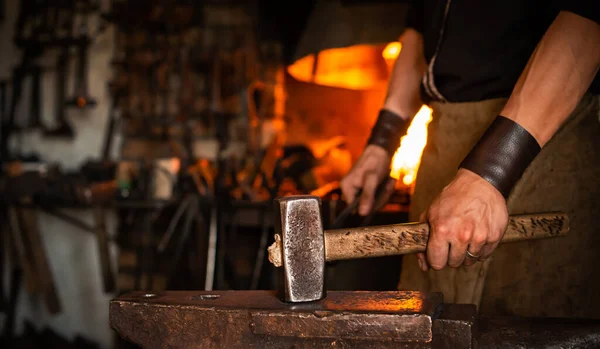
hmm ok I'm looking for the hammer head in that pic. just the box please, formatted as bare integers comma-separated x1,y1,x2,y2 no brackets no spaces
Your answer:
274,195,325,303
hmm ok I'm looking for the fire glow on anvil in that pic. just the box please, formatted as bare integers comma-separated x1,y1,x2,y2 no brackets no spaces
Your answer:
110,290,600,348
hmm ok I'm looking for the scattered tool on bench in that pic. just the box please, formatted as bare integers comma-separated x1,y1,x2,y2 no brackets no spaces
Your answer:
267,195,568,302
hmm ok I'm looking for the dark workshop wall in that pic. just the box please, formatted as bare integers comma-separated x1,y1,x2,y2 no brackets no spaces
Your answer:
0,0,117,347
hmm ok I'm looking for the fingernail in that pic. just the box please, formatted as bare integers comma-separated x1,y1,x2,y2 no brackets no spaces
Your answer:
418,258,424,270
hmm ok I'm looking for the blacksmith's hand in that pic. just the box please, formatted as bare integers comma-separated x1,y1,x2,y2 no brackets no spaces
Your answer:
340,145,396,216
416,168,508,271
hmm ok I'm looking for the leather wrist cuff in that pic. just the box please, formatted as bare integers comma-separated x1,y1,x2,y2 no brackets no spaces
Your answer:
367,109,409,156
460,116,541,199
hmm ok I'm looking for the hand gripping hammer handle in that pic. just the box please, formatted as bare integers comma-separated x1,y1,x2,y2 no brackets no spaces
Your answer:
269,212,568,266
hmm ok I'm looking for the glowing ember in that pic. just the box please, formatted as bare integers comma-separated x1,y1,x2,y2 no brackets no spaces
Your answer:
390,105,433,186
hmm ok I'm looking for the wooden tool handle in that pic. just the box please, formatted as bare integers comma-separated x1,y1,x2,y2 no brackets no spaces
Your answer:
324,212,568,262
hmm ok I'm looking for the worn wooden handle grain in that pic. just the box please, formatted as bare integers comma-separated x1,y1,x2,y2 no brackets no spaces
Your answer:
324,212,568,262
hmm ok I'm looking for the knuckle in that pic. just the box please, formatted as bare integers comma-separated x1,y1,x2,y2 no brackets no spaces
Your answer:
457,230,472,244
472,234,487,245
432,222,450,237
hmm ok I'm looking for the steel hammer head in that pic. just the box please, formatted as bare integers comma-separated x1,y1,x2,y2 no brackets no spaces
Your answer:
273,195,325,303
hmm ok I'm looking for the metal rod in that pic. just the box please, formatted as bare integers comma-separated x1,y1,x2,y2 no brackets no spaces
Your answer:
204,203,218,291
157,195,193,253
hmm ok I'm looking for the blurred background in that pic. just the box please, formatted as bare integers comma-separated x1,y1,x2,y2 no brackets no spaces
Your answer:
0,0,433,347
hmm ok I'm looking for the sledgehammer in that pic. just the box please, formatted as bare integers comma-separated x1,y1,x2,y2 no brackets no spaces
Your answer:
267,195,569,303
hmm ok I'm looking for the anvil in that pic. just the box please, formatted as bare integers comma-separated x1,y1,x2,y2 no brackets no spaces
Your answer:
110,290,600,349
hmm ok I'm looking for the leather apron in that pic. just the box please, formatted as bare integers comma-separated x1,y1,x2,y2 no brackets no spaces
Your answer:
398,94,600,319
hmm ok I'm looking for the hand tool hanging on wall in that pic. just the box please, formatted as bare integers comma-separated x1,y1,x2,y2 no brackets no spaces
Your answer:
27,64,45,130
2,0,44,155
66,0,99,108
40,0,75,139
44,46,74,138
3,58,32,155
100,94,120,160
65,37,97,109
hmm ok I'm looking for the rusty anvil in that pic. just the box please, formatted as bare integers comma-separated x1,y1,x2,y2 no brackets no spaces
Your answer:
110,196,594,348
110,290,600,348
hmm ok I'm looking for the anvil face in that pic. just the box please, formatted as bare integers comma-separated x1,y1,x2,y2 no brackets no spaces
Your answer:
110,290,444,348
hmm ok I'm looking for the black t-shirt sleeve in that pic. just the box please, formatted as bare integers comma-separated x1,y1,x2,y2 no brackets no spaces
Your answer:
405,0,425,33
555,0,600,25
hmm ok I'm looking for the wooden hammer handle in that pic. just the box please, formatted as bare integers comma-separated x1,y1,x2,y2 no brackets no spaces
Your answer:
324,212,568,262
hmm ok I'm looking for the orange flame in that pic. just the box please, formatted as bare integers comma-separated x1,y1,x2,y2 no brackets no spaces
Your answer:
390,105,433,186
287,44,389,90
382,42,402,61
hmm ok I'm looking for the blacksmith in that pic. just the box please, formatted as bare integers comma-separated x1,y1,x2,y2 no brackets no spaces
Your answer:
341,1,600,318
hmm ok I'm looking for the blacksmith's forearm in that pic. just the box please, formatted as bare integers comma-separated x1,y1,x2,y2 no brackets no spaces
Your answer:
501,11,600,146
382,28,427,121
